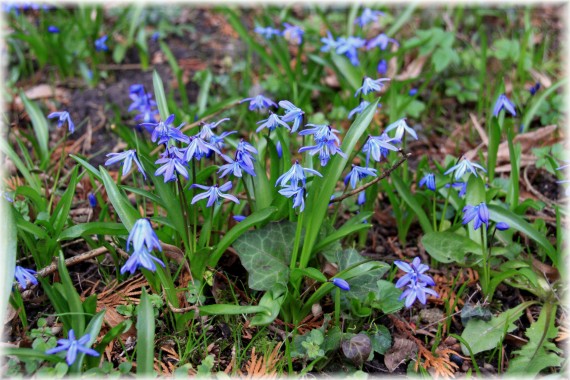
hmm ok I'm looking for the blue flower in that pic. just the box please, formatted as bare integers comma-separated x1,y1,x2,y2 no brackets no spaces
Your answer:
445,181,467,197
128,85,158,124
355,77,390,97
366,33,398,51
127,218,162,253
409,88,418,96
218,156,256,178
320,31,338,52
235,139,258,170
394,257,436,288
191,182,239,207
105,149,147,179
362,134,398,164
278,185,305,212
394,257,438,308
355,8,385,27
233,215,246,222
529,82,541,96
48,111,75,134
121,246,165,275
443,158,486,181
493,94,517,117
1,189,13,202
88,193,97,208
151,31,160,42
335,36,366,66
14,266,37,289
240,94,277,112
347,101,372,120
48,25,59,33
198,118,230,141
344,165,377,189
298,124,341,144
377,59,387,75
462,202,489,230
154,147,189,182
299,140,346,167
46,329,100,366
275,161,322,188
384,118,417,141
279,100,304,133
399,280,439,308
331,278,350,291
496,222,510,231
141,114,189,145
357,192,366,205
256,113,291,133
276,141,283,158
94,35,108,52
283,23,304,45
418,173,436,191
183,136,221,162
254,26,282,40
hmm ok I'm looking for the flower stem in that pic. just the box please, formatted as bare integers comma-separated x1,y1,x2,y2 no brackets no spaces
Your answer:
290,211,304,270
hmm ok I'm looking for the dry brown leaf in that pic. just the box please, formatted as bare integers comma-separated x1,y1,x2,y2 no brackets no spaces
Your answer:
238,344,282,379
469,113,488,145
384,338,418,372
394,55,428,81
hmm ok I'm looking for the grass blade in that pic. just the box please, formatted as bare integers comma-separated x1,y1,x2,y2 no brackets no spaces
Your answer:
136,288,156,376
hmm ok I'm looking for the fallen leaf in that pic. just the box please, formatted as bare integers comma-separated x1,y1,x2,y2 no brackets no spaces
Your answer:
384,338,418,372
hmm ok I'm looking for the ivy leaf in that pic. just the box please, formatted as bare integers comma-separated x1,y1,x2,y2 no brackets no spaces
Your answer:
421,231,480,264
342,334,372,367
370,325,392,355
233,221,298,291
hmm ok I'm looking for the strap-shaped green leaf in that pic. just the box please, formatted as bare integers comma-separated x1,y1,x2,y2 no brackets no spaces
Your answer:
99,166,140,230
136,288,156,376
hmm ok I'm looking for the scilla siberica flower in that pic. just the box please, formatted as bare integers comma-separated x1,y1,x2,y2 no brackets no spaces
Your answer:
362,134,398,164
128,84,158,125
394,257,438,308
154,147,189,182
348,101,381,120
140,114,189,145
355,77,390,97
444,158,487,181
493,94,517,117
240,94,277,112
198,119,236,154
419,173,436,191
218,155,256,178
445,182,467,197
344,165,377,189
529,82,541,96
384,118,417,141
331,278,350,291
105,149,147,179
256,113,291,133
191,182,239,207
94,35,108,51
283,23,304,45
366,33,398,51
279,100,304,133
121,218,165,275
46,329,99,366
377,59,388,75
275,161,322,188
48,25,59,33
462,202,489,230
254,26,281,40
14,266,37,289
355,8,385,27
48,111,75,134
235,139,258,170
88,193,97,208
278,185,305,211
183,135,221,162
335,36,366,66
298,125,346,166
320,31,338,52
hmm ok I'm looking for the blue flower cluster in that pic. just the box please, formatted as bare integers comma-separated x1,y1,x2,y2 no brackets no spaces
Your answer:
129,84,159,125
462,202,510,231
394,257,439,308
276,161,322,212
14,265,38,289
254,23,304,45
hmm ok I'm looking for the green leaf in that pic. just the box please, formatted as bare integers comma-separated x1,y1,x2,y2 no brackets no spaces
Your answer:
51,167,80,235
2,204,17,324
194,69,213,116
372,280,405,314
313,212,372,253
137,288,155,376
507,305,562,376
233,221,297,291
70,154,102,181
461,301,535,355
0,138,40,190
290,267,328,286
421,231,480,264
521,78,567,132
198,304,270,316
59,222,127,241
20,93,49,163
57,251,85,334
487,204,558,268
392,175,433,234
209,207,277,267
331,53,362,91
250,288,285,326
337,249,390,305
301,99,380,269
99,166,140,230
370,325,392,355
152,70,169,120
491,39,520,61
